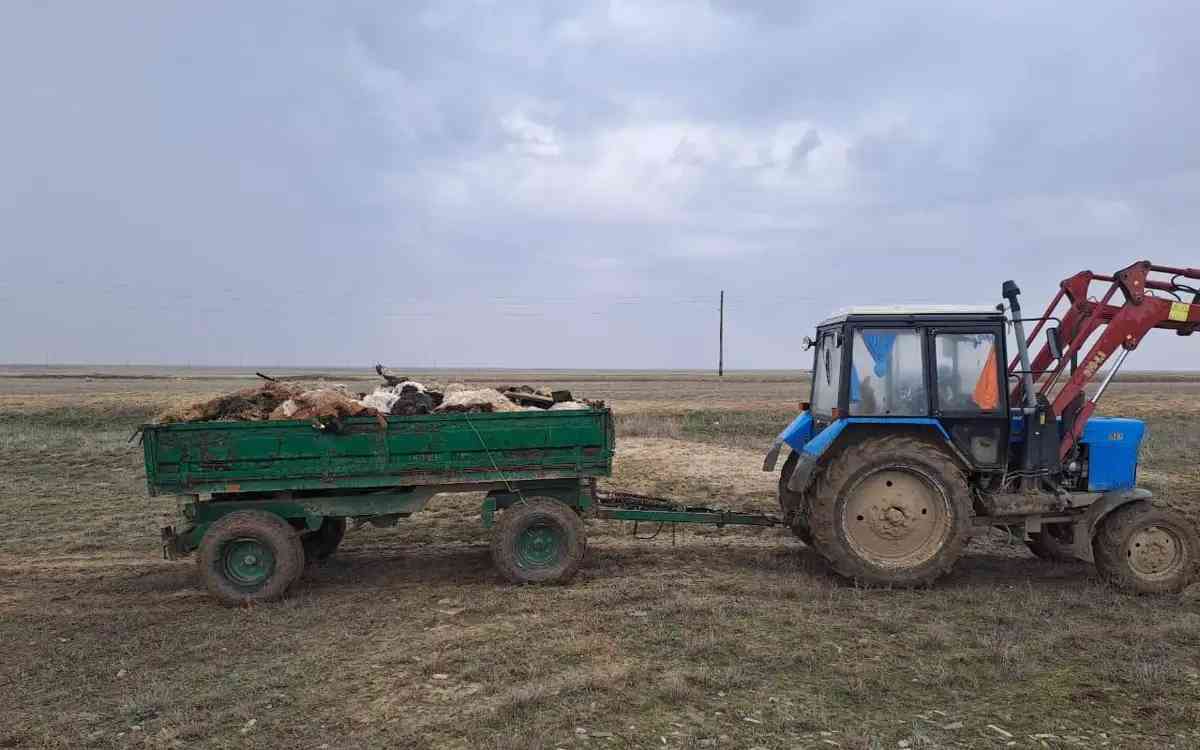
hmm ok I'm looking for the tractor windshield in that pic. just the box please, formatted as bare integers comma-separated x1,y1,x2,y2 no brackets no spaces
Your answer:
848,329,928,416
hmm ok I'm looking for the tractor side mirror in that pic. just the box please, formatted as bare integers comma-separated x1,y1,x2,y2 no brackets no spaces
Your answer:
801,336,815,351
1046,327,1063,361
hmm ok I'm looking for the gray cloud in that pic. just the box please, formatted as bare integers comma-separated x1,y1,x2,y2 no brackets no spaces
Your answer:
2,0,1199,369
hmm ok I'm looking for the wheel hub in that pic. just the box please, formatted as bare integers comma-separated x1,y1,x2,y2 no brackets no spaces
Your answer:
515,524,564,569
875,505,917,538
223,538,275,586
1127,525,1182,578
844,468,950,567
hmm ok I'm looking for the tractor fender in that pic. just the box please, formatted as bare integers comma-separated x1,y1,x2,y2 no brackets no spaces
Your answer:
763,412,813,472
784,418,962,494
1070,487,1153,563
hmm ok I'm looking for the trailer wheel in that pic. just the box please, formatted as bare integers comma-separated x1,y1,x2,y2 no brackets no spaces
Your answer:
1093,501,1199,594
492,498,586,584
197,511,305,605
302,517,347,563
1026,523,1075,562
779,452,813,545
808,435,971,587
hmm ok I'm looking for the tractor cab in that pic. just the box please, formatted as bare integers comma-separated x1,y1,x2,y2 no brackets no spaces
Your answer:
763,305,1012,482
804,306,1009,470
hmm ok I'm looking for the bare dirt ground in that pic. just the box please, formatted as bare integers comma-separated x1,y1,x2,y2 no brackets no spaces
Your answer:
1,368,1199,749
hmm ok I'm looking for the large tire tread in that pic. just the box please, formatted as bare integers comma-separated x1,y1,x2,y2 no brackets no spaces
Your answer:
491,498,586,584
302,517,347,563
197,510,305,606
1026,523,1075,562
808,434,971,587
778,451,812,544
1093,501,1199,595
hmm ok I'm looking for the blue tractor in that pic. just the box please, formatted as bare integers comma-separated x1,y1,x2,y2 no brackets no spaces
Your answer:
764,263,1200,592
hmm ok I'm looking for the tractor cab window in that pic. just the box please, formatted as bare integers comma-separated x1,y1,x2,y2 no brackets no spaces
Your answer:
934,332,1001,412
848,329,928,416
810,330,842,417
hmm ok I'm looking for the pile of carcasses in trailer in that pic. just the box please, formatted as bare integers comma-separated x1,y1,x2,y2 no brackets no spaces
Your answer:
155,375,599,426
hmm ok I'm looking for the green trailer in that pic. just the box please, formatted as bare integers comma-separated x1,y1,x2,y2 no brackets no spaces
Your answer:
144,406,781,605
143,408,611,604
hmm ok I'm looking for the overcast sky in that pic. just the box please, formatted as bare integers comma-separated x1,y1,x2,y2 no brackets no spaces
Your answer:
3,1,1199,369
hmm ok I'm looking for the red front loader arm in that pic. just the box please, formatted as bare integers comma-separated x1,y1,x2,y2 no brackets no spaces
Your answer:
1008,261,1200,459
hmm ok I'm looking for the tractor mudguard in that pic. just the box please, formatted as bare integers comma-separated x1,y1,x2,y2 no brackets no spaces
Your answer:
785,419,846,492
1070,487,1153,563
783,418,956,493
763,412,813,471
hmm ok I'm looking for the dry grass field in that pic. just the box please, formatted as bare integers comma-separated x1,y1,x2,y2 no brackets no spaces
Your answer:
2,367,1199,749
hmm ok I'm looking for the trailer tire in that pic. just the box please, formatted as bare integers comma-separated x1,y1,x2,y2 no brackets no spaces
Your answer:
492,498,586,584
302,517,347,563
197,510,305,606
1093,500,1199,595
1026,523,1075,562
808,435,971,587
779,452,813,545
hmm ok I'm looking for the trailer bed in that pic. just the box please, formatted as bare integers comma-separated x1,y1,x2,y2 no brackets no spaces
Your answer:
143,407,614,497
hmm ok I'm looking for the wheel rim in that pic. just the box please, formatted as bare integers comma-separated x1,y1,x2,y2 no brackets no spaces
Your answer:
222,537,276,587
1126,525,1185,580
515,522,565,569
843,467,951,568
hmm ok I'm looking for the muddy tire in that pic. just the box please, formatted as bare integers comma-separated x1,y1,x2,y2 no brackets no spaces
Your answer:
1093,501,1199,594
808,435,971,587
197,511,305,606
1026,523,1075,562
779,451,813,545
302,517,346,563
492,498,586,584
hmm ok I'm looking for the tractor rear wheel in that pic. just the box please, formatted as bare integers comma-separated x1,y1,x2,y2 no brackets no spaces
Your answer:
302,517,347,563
197,510,305,606
779,451,812,545
492,498,586,584
808,435,971,587
1093,501,1199,594
1026,523,1076,562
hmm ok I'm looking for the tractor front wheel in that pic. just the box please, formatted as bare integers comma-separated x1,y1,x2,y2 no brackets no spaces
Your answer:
492,498,586,584
197,510,305,606
1026,523,1076,562
1093,501,1199,594
808,435,972,587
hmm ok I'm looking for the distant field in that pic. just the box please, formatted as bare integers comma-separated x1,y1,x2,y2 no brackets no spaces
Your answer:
1,367,1199,749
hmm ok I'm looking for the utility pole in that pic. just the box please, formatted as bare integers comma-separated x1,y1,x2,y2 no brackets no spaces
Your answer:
718,290,724,377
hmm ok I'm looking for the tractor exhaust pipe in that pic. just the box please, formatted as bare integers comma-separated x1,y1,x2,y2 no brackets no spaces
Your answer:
1002,280,1039,412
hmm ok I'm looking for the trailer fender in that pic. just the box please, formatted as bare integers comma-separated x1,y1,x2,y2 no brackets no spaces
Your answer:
784,418,958,493
1070,487,1153,563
